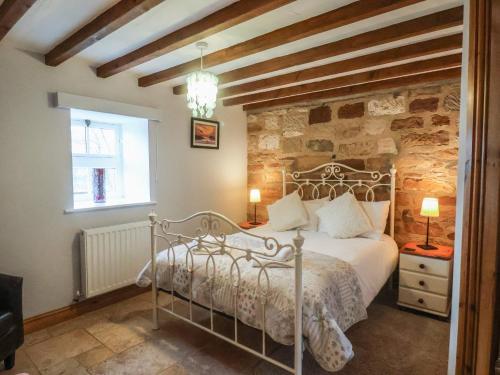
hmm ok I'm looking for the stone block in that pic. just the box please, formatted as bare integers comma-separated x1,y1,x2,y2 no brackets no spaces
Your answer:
282,110,307,137
333,159,366,170
293,155,333,171
283,130,304,138
338,102,364,119
248,122,263,133
264,116,280,130
282,137,303,153
258,134,280,150
377,137,398,154
335,123,362,139
431,114,450,126
366,157,392,172
391,116,424,130
368,96,405,116
400,130,449,147
409,85,442,97
338,140,377,157
402,177,454,193
248,135,259,152
363,120,386,135
309,105,332,124
409,97,439,113
444,91,460,111
306,139,334,152
248,163,264,172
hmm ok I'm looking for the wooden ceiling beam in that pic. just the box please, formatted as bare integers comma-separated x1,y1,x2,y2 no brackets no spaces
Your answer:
45,0,164,67
215,33,462,98
0,0,37,42
139,0,425,87
215,6,463,86
96,0,296,78
223,54,462,106
242,67,461,111
173,6,464,93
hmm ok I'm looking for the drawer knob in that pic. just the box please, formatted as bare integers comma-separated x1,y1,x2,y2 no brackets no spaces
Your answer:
419,280,425,286
418,298,424,304
419,264,425,269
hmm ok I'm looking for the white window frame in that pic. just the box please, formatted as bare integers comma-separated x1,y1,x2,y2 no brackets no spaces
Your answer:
71,119,124,204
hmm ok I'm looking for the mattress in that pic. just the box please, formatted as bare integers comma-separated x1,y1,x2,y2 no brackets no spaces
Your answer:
248,224,399,307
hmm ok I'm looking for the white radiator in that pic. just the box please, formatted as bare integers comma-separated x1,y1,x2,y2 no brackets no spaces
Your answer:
80,221,150,298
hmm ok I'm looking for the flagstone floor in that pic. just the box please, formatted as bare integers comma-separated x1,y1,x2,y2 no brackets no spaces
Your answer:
0,290,449,375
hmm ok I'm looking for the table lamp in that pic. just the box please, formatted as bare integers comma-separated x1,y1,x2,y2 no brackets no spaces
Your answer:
418,197,439,250
249,188,261,225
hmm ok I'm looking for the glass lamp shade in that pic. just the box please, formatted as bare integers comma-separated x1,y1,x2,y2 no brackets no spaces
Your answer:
186,70,218,119
420,197,439,217
249,188,261,203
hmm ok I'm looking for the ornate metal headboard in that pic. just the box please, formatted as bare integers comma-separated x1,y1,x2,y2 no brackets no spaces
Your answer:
282,162,397,238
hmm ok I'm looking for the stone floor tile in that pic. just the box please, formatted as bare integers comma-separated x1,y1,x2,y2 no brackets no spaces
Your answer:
157,364,189,375
88,338,180,375
99,296,153,323
86,316,152,353
24,329,51,347
75,345,114,368
40,358,89,375
47,309,111,338
0,348,41,375
25,329,101,370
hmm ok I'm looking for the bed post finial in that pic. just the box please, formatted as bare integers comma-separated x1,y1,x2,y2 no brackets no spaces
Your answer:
149,211,159,330
148,211,157,224
293,228,304,375
389,164,397,239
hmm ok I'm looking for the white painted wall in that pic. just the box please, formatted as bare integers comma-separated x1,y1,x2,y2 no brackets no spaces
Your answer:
0,43,248,317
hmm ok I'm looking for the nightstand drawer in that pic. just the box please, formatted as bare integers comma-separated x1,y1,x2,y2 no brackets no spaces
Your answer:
399,287,448,313
399,270,450,295
400,253,450,277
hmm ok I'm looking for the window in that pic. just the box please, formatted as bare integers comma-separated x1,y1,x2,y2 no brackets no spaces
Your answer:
70,109,150,210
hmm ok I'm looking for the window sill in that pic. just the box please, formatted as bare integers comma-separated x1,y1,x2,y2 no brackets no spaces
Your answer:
64,201,157,214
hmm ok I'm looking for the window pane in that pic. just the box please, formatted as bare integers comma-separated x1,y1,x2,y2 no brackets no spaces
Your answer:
73,167,90,194
88,127,116,155
71,125,86,154
105,168,118,197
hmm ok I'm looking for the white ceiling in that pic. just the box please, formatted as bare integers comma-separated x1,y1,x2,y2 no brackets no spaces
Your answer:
5,0,463,88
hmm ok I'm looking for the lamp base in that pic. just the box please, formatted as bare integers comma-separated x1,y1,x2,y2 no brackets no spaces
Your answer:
249,221,261,226
417,244,438,250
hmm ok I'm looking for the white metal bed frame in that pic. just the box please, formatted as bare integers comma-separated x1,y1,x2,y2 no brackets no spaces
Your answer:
148,162,396,375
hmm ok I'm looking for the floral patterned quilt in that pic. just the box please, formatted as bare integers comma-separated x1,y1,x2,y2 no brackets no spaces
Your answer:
137,238,367,372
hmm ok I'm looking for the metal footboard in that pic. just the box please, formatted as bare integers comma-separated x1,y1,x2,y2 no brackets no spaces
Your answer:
148,211,304,374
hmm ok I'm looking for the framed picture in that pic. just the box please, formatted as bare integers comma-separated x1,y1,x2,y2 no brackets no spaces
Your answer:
190,117,220,149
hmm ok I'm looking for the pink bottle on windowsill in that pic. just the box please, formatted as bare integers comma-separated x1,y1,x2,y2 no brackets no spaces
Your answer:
93,168,106,203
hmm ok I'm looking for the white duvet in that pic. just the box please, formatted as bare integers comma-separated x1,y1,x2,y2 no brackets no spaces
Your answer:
248,225,399,307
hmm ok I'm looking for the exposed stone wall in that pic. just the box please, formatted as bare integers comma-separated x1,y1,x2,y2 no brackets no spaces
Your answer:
247,81,460,247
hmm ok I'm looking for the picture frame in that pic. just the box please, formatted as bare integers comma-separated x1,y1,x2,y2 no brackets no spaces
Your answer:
190,117,220,149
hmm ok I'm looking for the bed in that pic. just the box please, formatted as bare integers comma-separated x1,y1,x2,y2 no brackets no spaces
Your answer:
137,162,397,374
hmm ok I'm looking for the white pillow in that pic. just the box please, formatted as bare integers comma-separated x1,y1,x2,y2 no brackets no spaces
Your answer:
301,197,330,231
359,201,391,240
317,193,373,238
267,191,309,231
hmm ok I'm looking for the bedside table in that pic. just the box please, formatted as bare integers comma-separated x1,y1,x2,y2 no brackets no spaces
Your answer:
397,242,454,317
238,221,267,230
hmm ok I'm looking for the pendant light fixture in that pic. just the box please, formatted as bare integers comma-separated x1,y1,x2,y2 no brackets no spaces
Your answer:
186,42,218,119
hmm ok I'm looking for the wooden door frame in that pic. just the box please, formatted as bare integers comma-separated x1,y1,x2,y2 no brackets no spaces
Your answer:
452,0,500,373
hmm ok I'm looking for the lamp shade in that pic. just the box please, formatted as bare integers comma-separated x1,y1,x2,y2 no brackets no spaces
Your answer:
420,197,439,217
249,189,261,203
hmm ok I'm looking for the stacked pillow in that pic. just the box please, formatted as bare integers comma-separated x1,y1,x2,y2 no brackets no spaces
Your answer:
267,191,309,231
266,191,390,240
